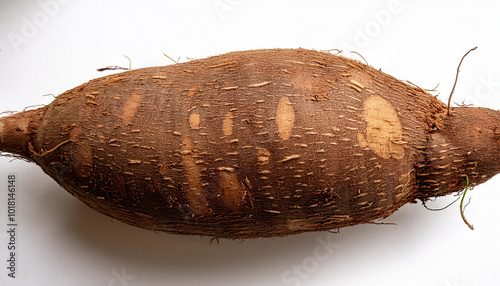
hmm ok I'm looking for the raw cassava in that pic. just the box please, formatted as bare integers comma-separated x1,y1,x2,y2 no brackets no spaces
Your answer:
1,48,498,238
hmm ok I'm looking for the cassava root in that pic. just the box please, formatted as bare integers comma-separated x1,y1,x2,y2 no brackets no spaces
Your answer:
1,48,499,238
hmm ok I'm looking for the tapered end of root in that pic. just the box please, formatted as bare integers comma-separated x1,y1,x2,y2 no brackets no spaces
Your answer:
0,107,46,159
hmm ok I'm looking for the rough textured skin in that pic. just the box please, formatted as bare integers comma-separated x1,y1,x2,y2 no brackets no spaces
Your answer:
1,48,499,238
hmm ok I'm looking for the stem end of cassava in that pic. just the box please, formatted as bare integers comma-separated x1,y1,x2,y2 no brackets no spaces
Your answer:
0,107,46,159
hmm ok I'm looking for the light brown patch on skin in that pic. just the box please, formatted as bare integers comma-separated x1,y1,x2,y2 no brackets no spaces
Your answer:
69,126,82,141
187,86,199,100
189,109,200,130
219,171,246,210
121,92,143,124
222,112,233,136
17,117,30,134
276,96,295,140
181,136,209,215
67,125,92,178
72,144,93,178
286,219,310,231
290,69,331,100
349,71,372,90
360,95,405,159
256,148,271,165
291,69,315,92
357,132,368,148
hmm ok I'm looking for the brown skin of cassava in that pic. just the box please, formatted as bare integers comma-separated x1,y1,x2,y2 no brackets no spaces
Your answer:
1,48,500,238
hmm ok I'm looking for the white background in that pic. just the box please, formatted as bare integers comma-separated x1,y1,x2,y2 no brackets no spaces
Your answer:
1,1,500,285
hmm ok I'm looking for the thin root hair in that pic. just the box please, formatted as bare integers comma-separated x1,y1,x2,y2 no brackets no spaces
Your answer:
447,46,478,116
350,51,369,66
